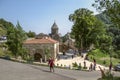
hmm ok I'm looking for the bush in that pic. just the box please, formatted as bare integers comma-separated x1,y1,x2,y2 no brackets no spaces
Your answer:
0,48,4,56
103,60,106,65
98,69,120,80
78,63,82,70
113,54,118,58
103,71,113,80
27,56,34,63
72,62,78,67
83,67,87,70
115,50,120,59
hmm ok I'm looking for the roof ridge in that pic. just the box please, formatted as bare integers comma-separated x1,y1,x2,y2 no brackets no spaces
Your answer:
24,37,58,44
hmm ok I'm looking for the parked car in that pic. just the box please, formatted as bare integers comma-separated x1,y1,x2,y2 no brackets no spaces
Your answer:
114,64,120,71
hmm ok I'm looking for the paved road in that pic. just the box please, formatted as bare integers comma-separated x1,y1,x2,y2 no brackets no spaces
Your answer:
33,66,102,80
0,59,75,80
0,59,120,80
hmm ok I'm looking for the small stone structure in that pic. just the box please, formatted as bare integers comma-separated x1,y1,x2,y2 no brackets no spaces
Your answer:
23,37,59,62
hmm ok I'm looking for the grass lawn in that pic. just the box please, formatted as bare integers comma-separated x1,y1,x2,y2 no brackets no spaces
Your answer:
0,48,4,56
88,49,120,67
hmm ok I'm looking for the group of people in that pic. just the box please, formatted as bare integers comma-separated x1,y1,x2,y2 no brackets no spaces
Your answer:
89,58,96,71
89,58,113,71
47,56,112,72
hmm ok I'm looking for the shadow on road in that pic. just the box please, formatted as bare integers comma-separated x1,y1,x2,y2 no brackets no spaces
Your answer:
28,65,51,73
27,64,76,80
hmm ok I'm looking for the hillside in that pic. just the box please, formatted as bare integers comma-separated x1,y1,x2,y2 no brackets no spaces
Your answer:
0,18,14,37
96,13,111,25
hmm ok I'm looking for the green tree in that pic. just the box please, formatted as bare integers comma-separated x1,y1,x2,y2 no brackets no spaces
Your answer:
97,34,113,53
0,19,28,58
93,0,120,28
44,48,50,62
7,22,27,58
0,18,15,37
93,0,120,57
69,8,106,54
26,30,36,38
0,25,6,36
107,26,120,50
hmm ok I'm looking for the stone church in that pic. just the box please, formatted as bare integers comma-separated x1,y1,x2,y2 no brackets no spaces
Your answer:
23,37,59,62
23,21,75,62
23,22,61,62
49,21,61,42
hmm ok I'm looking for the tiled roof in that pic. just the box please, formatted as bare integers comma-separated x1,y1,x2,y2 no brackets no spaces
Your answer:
24,37,58,44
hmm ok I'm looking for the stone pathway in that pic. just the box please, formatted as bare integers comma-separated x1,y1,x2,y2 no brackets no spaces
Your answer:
55,53,109,70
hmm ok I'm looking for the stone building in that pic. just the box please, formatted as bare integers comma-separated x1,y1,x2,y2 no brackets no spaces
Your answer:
59,32,76,52
23,37,59,62
64,32,75,49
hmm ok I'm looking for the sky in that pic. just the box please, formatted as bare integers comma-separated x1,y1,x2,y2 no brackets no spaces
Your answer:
0,0,97,36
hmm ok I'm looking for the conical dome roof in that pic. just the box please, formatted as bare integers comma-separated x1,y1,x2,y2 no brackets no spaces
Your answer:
51,21,58,29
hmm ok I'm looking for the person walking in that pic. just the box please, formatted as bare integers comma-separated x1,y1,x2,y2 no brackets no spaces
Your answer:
93,58,96,70
83,61,86,68
48,57,54,72
109,62,112,72
72,55,74,59
89,63,93,71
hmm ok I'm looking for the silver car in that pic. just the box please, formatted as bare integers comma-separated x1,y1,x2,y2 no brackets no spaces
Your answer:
114,64,120,71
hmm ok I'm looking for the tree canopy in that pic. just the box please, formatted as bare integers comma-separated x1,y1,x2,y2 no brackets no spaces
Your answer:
93,0,120,28
6,22,27,57
0,19,27,58
93,0,120,58
0,19,14,36
26,30,36,38
69,8,108,53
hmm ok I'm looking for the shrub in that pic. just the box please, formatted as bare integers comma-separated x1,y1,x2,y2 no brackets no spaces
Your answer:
83,67,87,70
27,56,34,63
103,60,106,65
0,48,4,56
57,63,59,66
102,71,113,80
78,63,82,70
72,62,78,67
98,66,120,80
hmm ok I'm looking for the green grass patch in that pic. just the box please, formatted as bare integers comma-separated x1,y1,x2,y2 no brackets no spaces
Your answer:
98,71,120,80
88,49,120,67
0,48,4,56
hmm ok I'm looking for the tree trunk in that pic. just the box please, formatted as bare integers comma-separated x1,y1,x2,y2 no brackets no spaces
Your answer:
80,38,83,56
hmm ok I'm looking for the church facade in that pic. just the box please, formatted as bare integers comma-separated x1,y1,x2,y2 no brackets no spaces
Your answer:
23,37,59,62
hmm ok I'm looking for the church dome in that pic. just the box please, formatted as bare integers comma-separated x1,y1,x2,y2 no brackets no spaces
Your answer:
51,22,58,29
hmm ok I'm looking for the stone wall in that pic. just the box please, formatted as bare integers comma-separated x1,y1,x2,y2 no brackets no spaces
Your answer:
23,43,59,62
